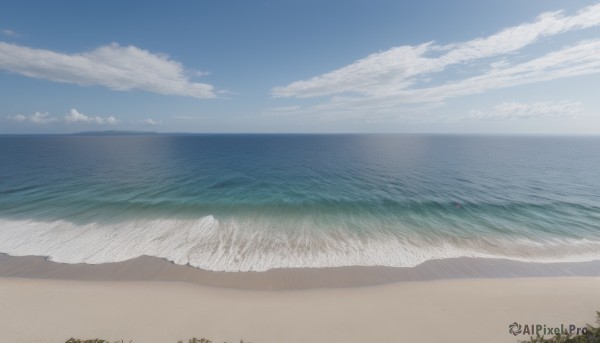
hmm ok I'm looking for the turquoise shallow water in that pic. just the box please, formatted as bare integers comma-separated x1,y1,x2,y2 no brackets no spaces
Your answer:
0,134,599,271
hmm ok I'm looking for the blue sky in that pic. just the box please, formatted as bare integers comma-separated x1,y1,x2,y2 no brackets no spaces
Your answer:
1,0,600,134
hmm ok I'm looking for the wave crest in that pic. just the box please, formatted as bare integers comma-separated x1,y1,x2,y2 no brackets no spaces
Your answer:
0,217,599,272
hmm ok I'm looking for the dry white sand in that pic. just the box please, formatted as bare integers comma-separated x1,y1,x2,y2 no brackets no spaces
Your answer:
1,276,599,343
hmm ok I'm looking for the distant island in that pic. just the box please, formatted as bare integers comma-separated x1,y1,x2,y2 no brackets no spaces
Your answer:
73,130,159,136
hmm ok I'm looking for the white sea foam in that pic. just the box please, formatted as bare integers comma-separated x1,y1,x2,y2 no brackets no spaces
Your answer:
0,217,599,272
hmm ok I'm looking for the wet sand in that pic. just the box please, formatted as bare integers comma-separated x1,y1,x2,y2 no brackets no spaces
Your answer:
1,253,600,289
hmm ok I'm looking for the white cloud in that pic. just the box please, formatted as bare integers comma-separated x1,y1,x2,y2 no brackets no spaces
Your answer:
139,118,160,125
7,112,58,124
272,3,600,99
267,4,600,123
264,38,600,122
397,39,600,104
64,109,117,124
466,101,584,121
64,109,89,123
1,29,18,37
30,112,59,124
7,114,26,122
7,108,117,125
0,42,216,99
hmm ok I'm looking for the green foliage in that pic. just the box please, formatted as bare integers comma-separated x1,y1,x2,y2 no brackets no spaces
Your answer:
519,311,600,343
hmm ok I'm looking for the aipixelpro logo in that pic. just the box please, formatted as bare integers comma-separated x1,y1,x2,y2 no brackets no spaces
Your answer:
508,322,522,336
508,321,588,337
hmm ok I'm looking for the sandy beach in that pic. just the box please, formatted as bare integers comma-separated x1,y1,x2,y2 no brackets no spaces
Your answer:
1,276,600,343
1,254,600,343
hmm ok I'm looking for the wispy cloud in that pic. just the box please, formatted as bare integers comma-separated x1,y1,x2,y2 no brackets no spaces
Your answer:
396,39,600,104
138,118,161,125
273,4,600,99
265,39,600,121
270,4,600,120
464,101,584,121
7,108,117,125
1,29,19,37
7,112,58,124
0,42,216,99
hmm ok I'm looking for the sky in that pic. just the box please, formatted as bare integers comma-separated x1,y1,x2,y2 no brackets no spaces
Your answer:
1,0,600,134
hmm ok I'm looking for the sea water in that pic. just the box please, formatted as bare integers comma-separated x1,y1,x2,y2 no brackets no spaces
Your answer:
0,134,599,271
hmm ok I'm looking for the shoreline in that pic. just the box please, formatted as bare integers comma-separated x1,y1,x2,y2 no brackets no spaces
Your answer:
1,253,600,289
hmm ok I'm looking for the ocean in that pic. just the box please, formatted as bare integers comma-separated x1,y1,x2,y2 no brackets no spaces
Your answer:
0,134,599,272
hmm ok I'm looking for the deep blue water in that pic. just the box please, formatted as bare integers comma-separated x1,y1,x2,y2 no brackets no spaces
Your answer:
1,134,599,271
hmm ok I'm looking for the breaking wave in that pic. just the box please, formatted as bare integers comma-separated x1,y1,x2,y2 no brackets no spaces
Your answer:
1,216,600,272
